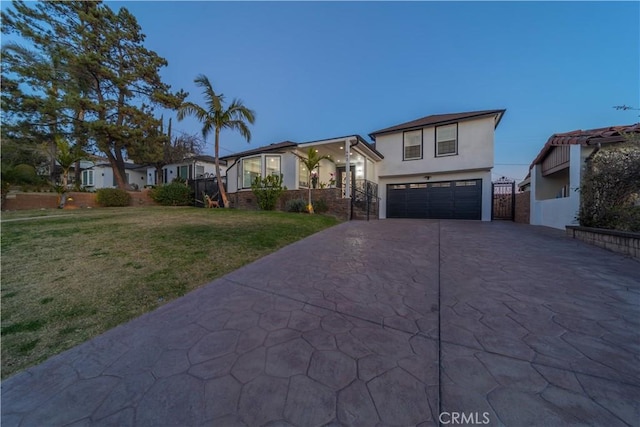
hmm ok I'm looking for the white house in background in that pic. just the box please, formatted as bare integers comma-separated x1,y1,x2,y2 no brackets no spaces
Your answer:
527,124,639,230
81,155,225,189
148,155,227,186
81,161,148,190
369,109,505,220
221,109,505,220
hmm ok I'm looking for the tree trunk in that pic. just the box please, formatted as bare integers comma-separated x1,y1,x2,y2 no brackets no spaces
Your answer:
105,148,130,190
215,129,230,208
307,172,314,214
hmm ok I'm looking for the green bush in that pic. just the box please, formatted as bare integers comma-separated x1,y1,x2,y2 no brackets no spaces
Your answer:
3,164,40,185
96,188,132,207
579,139,640,231
150,182,193,206
312,198,329,213
285,198,308,213
251,174,285,210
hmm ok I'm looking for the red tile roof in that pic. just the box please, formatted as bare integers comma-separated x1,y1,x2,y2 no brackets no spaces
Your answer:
529,123,640,169
369,109,506,140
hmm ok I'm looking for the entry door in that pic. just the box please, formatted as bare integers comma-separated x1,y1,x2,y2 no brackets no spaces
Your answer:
336,166,355,197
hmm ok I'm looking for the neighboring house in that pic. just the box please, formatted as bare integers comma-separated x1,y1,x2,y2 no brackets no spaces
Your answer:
82,161,148,190
81,155,225,189
222,136,383,196
150,155,227,186
221,109,505,221
370,109,506,220
527,124,639,230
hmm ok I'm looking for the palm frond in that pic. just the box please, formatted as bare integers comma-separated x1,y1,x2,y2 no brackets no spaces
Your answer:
228,99,256,124
225,120,252,142
194,74,223,113
177,102,207,122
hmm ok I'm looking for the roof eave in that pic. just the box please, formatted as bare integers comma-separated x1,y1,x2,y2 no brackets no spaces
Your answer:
369,109,506,140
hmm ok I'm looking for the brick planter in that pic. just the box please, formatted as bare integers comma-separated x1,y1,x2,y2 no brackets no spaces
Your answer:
566,226,639,260
228,188,351,220
1,189,157,211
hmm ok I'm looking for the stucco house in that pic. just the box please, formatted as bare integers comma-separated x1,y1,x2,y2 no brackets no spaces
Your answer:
221,109,506,220
526,124,639,230
81,155,225,190
81,161,148,190
150,155,227,186
222,136,383,198
370,109,505,220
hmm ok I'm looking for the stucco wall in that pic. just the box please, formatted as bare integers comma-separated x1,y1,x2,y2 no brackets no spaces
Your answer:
530,145,582,229
375,116,495,178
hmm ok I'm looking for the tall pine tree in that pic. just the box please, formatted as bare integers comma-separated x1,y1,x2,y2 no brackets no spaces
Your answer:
1,1,185,189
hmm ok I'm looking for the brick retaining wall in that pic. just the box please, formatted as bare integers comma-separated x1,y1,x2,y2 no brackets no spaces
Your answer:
228,188,351,220
2,189,157,211
566,226,639,260
515,192,530,224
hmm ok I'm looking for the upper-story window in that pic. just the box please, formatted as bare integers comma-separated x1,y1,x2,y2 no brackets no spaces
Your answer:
436,124,458,156
403,129,422,160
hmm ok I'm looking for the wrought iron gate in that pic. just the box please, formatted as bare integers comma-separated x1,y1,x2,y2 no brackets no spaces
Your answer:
492,177,515,220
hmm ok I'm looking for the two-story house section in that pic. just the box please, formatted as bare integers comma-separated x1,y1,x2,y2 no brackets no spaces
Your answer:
370,109,506,221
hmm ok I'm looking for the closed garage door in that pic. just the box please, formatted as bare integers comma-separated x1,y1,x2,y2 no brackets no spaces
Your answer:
387,179,482,219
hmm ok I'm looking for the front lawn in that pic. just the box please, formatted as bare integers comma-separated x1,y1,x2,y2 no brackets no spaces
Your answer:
0,207,339,378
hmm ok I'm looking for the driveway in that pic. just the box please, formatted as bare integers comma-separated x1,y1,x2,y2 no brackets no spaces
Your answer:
2,220,639,426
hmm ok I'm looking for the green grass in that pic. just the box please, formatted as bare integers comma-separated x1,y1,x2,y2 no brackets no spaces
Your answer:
1,206,339,378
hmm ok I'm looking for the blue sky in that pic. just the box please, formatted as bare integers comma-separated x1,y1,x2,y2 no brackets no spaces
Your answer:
11,1,640,181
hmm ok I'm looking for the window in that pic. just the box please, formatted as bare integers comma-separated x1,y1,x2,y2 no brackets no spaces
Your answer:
196,165,205,178
436,124,457,156
266,155,281,177
82,170,94,186
403,130,422,160
242,157,262,188
178,165,188,180
299,160,309,188
113,173,130,186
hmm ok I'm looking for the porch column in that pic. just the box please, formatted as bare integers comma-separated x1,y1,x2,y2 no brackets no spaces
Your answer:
344,139,354,199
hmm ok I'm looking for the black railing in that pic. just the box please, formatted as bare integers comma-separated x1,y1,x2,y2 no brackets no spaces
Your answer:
351,179,380,220
189,176,225,207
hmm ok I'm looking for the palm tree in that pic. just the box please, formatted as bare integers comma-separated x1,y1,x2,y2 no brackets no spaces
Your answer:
295,147,334,214
177,74,255,208
55,136,85,189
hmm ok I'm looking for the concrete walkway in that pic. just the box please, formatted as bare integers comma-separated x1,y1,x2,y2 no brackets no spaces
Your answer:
2,220,639,426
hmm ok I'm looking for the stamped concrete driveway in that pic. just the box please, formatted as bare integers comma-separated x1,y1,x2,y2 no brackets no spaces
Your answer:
2,220,639,426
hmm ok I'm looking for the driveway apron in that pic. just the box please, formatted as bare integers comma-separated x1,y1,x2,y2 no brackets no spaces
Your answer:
1,220,638,426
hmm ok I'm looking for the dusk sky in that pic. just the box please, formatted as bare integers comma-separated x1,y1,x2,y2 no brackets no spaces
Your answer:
14,1,640,181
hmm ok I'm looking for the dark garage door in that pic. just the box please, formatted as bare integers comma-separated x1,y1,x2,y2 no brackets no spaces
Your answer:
387,179,482,219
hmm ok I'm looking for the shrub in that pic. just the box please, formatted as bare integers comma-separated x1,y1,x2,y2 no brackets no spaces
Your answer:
150,182,193,206
4,164,40,185
251,174,285,210
312,198,329,213
96,188,132,207
285,198,308,213
579,139,640,231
